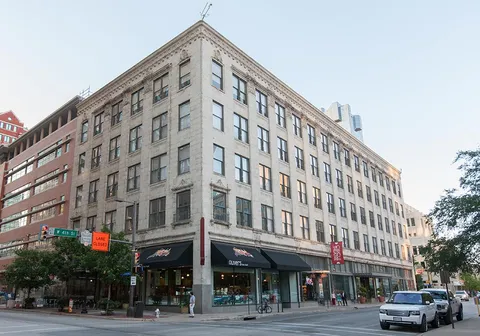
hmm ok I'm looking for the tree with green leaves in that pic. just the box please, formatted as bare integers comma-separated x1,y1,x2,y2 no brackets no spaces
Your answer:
422,148,480,274
460,273,480,292
52,236,94,284
4,249,56,299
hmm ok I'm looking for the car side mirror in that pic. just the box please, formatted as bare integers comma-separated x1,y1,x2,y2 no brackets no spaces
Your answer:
425,301,430,305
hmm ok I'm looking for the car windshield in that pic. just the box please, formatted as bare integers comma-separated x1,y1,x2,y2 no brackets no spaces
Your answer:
388,293,422,305
456,291,464,294
425,291,448,300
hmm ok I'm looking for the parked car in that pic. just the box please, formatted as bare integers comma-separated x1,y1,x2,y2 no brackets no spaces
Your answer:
379,291,440,332
455,290,470,301
421,289,463,324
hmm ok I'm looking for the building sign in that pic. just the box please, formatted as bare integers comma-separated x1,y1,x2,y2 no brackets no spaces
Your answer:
233,247,253,258
228,260,249,267
146,248,171,259
330,242,344,265
91,232,110,252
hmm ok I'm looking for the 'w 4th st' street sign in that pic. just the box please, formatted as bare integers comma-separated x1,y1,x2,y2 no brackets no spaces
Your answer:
47,228,78,238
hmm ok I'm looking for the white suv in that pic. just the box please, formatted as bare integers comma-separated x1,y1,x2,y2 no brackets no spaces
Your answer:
421,289,463,324
379,291,440,332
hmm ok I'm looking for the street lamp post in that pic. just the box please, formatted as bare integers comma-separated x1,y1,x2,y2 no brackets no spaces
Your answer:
116,199,137,318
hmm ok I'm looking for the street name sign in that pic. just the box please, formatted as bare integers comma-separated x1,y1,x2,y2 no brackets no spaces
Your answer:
47,228,78,238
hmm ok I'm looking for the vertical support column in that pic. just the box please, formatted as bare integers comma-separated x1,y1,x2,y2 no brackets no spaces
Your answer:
58,115,62,129
14,146,19,156
67,109,72,122
33,132,38,144
48,122,53,134
40,128,45,140
20,141,24,153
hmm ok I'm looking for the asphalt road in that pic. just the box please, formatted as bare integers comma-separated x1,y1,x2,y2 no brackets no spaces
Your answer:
0,301,478,335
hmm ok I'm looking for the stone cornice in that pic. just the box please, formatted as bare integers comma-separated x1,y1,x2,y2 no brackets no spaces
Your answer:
77,20,400,176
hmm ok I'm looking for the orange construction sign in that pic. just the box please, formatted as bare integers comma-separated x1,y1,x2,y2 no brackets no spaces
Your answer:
92,232,110,252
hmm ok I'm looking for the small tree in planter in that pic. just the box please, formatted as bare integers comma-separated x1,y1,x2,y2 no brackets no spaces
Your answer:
358,286,368,304
179,295,189,314
377,284,386,302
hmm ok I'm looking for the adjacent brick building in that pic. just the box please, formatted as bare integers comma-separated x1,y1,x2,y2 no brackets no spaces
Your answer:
0,111,27,146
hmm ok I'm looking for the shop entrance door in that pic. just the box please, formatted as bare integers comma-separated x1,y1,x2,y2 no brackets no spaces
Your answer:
279,271,291,308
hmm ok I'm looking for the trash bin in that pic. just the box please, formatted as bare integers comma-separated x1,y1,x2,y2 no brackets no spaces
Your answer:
134,301,144,318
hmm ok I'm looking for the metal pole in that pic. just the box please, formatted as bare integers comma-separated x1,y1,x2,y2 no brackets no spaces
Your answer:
127,201,137,317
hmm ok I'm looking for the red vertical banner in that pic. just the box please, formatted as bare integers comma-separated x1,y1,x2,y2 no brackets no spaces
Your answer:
200,217,205,266
330,242,344,265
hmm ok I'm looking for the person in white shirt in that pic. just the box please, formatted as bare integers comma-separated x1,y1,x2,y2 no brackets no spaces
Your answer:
189,292,196,317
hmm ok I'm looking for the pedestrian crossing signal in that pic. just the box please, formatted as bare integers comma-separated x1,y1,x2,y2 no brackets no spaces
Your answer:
134,252,140,266
39,225,49,241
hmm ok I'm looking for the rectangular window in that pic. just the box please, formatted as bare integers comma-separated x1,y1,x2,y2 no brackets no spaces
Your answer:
277,137,288,162
350,203,357,221
357,181,363,198
336,169,343,188
307,124,316,145
386,176,391,191
339,198,346,217
86,216,96,231
234,154,250,184
316,221,325,243
93,112,104,135
398,223,403,238
232,74,247,104
353,231,360,250
347,175,353,193
152,113,168,142
363,234,370,252
78,153,85,174
321,133,329,153
392,220,397,235
178,144,190,175
372,237,378,254
213,144,225,175
379,172,384,186
275,103,286,128
297,180,307,204
371,168,377,182
176,190,191,221
111,102,122,126
212,60,223,90
212,190,227,222
75,185,82,208
153,73,169,102
261,204,274,232
105,210,116,232
313,187,322,209
342,228,350,248
333,142,340,160
233,113,248,143
259,164,272,192
179,60,191,89
395,243,400,259
389,198,394,213
374,190,380,206
131,88,144,115
294,147,304,169
292,114,302,137
344,149,351,166
88,179,99,204
369,210,375,228
212,101,224,131
354,155,360,172
125,203,139,231
256,90,268,117
300,216,309,240
279,173,291,198
81,121,88,143
257,127,270,153
179,101,191,130
327,192,335,213
329,224,337,242
109,136,120,161
380,239,386,256
395,202,400,216
149,197,166,228
129,125,142,153
388,241,394,257
236,197,252,227
282,210,293,236
366,186,372,202
401,204,404,218
363,161,369,178
360,207,366,224
398,183,402,198
324,163,332,183
127,164,141,191
385,217,391,233
310,155,319,177
106,172,118,198
382,194,387,209
91,145,101,169
377,214,383,230
151,154,167,184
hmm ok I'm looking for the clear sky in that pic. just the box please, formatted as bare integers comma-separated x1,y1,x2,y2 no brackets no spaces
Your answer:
0,0,478,213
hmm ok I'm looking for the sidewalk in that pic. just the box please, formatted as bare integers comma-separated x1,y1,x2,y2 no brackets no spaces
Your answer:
426,317,480,335
0,302,381,322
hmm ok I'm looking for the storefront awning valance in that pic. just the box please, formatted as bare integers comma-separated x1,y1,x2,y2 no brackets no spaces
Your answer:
261,249,312,271
139,242,193,268
211,242,271,268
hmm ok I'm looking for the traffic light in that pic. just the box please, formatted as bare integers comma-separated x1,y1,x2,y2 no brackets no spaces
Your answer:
134,252,140,266
39,225,49,241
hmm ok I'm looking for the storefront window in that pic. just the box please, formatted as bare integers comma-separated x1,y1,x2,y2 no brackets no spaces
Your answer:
332,274,354,301
213,267,256,306
145,268,192,306
261,272,280,303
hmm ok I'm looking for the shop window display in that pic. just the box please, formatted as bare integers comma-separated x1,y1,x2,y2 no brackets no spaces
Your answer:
213,267,256,306
145,268,192,306
261,272,280,303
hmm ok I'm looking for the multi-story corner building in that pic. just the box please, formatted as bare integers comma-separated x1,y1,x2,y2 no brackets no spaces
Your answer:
0,97,79,277
0,111,27,146
324,102,364,142
406,204,462,289
69,21,413,313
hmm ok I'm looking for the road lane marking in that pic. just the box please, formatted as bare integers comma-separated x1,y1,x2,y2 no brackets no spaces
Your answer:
0,327,84,334
272,322,419,335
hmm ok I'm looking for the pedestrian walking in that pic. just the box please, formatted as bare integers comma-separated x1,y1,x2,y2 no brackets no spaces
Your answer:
342,292,347,306
189,292,195,317
331,292,336,306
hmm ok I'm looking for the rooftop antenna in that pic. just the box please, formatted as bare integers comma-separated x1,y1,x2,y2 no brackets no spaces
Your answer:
79,86,91,99
200,2,212,21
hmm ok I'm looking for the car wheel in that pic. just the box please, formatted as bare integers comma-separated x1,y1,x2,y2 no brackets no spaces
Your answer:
431,313,440,328
380,322,390,330
457,305,464,321
444,308,452,325
419,315,428,333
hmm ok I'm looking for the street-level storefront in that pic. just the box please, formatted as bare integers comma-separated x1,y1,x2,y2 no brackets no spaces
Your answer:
139,241,193,307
